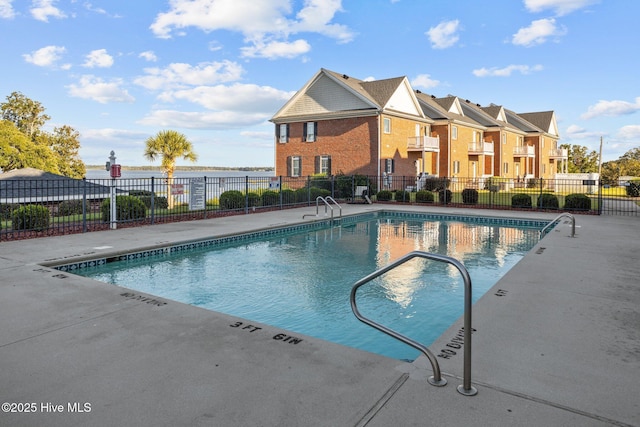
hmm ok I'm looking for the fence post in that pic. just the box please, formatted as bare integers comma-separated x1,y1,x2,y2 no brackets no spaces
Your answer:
279,176,283,209
150,177,155,225
82,178,87,233
245,176,249,214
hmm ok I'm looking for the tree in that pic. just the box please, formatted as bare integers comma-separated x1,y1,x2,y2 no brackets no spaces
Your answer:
42,125,86,178
0,120,60,173
144,130,198,208
560,144,599,173
0,92,85,177
0,91,50,139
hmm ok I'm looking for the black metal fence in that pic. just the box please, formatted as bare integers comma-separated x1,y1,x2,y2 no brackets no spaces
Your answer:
1,175,638,240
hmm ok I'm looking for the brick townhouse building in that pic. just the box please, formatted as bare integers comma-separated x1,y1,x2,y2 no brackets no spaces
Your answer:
270,68,566,188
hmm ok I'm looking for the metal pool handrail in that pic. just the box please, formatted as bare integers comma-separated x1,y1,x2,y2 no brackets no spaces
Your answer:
302,196,342,220
540,212,575,238
350,250,478,396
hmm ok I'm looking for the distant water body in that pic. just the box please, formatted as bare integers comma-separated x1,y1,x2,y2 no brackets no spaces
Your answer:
84,169,274,180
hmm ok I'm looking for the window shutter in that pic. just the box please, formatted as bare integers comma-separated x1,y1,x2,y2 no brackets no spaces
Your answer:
314,122,318,141
276,124,280,141
303,123,308,142
314,156,320,174
327,156,331,175
287,156,292,176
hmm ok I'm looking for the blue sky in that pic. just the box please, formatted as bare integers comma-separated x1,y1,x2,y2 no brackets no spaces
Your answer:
1,0,638,168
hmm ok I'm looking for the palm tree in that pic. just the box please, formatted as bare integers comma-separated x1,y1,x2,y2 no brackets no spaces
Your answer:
144,130,198,208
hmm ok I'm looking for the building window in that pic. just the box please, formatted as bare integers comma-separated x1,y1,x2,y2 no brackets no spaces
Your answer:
315,155,331,175
452,126,458,140
288,156,301,177
503,162,509,174
453,160,460,174
502,134,506,145
383,118,391,134
384,158,394,174
278,124,289,143
303,122,317,142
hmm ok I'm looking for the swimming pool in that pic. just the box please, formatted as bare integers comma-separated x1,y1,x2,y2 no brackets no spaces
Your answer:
65,212,544,361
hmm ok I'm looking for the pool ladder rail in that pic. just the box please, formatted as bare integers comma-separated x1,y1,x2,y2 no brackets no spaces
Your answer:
540,212,575,238
302,196,342,221
350,251,478,396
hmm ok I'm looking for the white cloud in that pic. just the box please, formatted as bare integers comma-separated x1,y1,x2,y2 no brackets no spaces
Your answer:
149,0,353,59
581,97,640,120
240,130,273,140
163,83,294,113
83,49,114,68
473,64,544,77
67,75,135,104
138,110,270,130
30,0,67,22
618,125,640,140
512,18,567,46
426,20,460,49
524,0,599,16
134,60,244,91
411,74,440,89
22,45,66,67
139,51,158,62
82,128,149,141
0,0,15,19
564,124,601,140
240,39,311,59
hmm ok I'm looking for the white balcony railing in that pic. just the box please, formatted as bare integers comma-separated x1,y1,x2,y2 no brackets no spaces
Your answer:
549,148,568,159
467,141,494,155
407,136,439,152
513,145,535,157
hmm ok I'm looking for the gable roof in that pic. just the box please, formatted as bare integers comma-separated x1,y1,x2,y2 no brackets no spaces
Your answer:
518,111,558,137
0,168,113,203
271,68,427,122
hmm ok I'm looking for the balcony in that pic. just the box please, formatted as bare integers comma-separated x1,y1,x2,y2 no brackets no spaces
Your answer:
467,141,494,155
513,145,535,157
407,136,439,152
549,148,568,159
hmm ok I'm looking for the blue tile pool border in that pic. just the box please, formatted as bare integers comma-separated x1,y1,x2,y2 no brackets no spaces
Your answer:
54,211,550,272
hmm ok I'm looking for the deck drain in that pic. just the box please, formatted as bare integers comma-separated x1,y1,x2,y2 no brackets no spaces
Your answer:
535,247,546,254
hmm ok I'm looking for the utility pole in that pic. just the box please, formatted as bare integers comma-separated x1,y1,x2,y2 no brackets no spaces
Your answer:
598,136,603,177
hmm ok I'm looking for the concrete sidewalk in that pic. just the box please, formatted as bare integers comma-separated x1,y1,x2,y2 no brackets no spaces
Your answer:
0,205,638,426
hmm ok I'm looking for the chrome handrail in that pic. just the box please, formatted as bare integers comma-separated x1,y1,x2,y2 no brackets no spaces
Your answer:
302,196,342,220
350,250,478,396
540,212,575,238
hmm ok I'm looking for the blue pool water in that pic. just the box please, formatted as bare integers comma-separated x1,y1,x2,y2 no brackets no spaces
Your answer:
70,213,543,360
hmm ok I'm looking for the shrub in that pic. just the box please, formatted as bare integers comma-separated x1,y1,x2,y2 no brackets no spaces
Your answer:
247,191,261,207
309,187,331,201
415,190,434,203
422,177,450,192
219,190,245,210
1,203,19,221
281,189,296,204
101,196,147,222
461,188,479,204
564,193,592,211
376,190,393,201
512,193,532,208
537,193,559,209
309,174,332,192
626,180,640,197
394,190,410,202
57,200,83,216
129,190,153,197
261,190,280,206
136,195,169,210
439,189,452,204
11,204,50,231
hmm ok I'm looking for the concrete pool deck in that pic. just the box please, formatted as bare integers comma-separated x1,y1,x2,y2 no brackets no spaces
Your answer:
0,205,638,426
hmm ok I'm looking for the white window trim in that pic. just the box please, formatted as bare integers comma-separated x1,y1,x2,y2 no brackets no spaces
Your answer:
452,126,458,140
383,118,391,134
306,122,315,142
279,124,288,143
